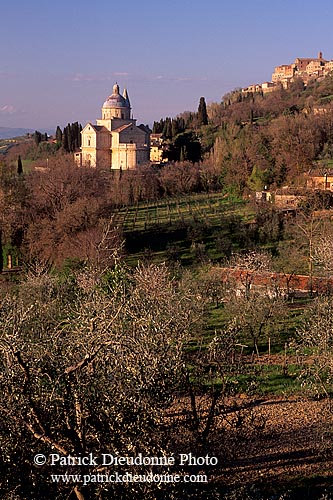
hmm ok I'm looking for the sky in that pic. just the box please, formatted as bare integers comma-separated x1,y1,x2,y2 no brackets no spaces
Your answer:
1,0,333,131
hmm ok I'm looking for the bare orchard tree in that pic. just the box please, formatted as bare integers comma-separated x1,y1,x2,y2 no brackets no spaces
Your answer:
229,250,273,272
224,287,285,354
297,296,333,398
292,211,327,279
0,263,203,500
197,265,227,308
228,250,273,298
312,234,333,277
220,250,285,353
182,319,242,453
296,297,333,458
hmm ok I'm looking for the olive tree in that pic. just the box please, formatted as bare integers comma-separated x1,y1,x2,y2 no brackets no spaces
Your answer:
225,251,285,352
225,290,285,353
296,297,333,458
297,297,333,398
0,263,203,500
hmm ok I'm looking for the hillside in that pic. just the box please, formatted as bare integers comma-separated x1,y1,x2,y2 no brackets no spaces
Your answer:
151,74,333,193
205,76,333,191
0,127,34,139
3,78,333,500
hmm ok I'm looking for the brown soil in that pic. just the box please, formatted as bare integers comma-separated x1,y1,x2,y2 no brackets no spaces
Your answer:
169,394,333,495
222,396,333,488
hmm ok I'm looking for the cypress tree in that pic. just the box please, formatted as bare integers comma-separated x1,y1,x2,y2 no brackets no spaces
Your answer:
17,155,23,175
34,130,42,146
177,117,186,134
171,119,179,138
152,121,162,134
68,123,73,152
197,97,208,126
61,122,82,152
55,126,63,145
72,121,80,150
163,118,172,139
62,126,69,152
180,146,187,162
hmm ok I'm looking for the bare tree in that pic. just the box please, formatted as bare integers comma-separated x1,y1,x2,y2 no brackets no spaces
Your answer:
312,233,333,277
297,296,333,398
0,263,203,499
229,250,273,272
225,290,285,353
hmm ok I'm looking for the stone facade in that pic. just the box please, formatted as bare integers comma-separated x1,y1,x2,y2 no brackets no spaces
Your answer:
75,84,150,170
150,133,168,163
271,52,330,86
306,172,333,190
243,52,333,95
271,64,294,83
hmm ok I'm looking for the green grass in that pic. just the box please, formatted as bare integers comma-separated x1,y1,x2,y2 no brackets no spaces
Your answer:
116,192,255,267
115,192,250,233
247,364,303,395
21,159,35,172
196,364,304,397
200,299,309,357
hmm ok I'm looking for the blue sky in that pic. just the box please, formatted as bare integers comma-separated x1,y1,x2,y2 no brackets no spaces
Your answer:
1,0,333,131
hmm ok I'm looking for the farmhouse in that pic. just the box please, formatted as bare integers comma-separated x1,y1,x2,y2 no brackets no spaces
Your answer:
218,267,333,298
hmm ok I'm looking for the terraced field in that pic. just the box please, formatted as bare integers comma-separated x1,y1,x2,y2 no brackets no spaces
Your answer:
111,192,255,266
113,192,251,232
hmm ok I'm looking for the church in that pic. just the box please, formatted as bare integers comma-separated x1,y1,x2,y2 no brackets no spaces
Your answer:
74,84,150,169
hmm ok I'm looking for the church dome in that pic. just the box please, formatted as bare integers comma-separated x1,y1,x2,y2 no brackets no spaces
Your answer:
102,83,130,109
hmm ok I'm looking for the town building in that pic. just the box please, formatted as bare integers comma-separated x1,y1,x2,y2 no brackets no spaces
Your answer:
150,133,168,163
243,52,333,95
271,52,329,86
261,81,275,94
75,84,150,169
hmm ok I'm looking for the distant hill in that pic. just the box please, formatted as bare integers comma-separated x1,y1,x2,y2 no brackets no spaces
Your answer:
0,127,35,139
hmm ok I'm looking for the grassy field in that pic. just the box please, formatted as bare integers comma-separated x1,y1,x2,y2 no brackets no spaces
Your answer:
112,191,312,398
0,188,316,398
115,192,250,231
113,191,255,266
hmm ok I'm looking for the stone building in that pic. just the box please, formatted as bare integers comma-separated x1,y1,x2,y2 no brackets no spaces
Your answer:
243,52,333,96
305,171,333,190
75,84,150,169
150,133,168,163
271,52,330,86
271,64,295,83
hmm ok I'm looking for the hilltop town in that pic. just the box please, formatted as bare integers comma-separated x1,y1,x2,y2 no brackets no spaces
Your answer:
242,51,333,94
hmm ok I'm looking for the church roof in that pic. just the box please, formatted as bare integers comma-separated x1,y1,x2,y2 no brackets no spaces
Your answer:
93,125,109,132
113,123,134,133
83,123,109,133
102,83,130,110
